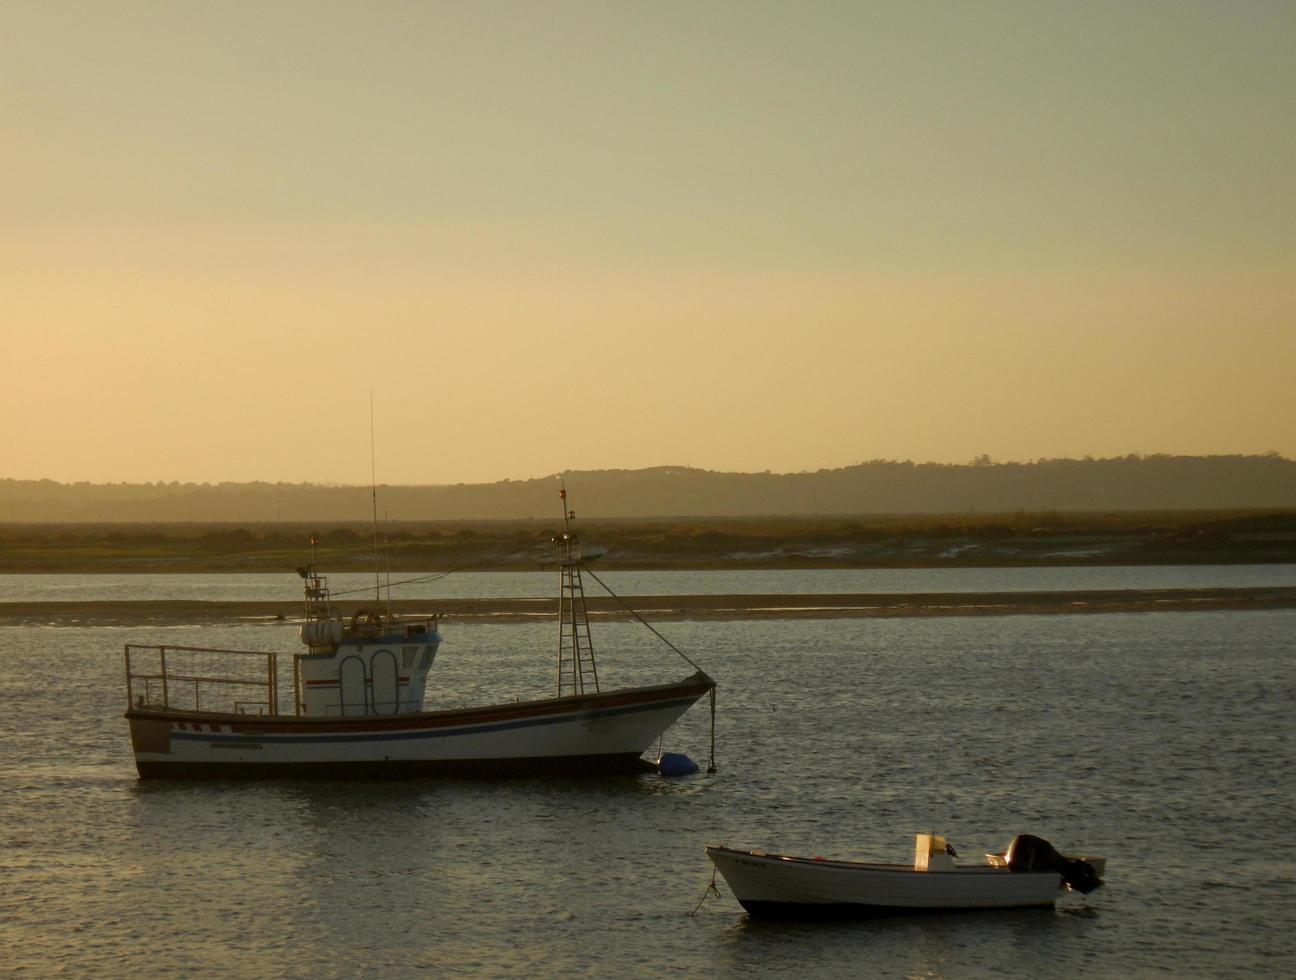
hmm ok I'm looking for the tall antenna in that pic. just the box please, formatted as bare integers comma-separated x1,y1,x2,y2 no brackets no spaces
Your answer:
384,509,393,605
370,390,381,604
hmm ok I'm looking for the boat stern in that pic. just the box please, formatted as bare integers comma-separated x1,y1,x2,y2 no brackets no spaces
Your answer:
126,711,172,757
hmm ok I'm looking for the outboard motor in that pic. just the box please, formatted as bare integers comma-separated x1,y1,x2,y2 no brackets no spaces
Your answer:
1005,834,1104,894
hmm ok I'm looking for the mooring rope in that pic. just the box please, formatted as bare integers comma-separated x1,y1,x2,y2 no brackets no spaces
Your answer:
690,864,722,916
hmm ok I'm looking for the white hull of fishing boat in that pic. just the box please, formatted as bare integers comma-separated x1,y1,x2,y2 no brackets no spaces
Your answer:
123,486,715,780
705,845,1069,917
127,673,711,778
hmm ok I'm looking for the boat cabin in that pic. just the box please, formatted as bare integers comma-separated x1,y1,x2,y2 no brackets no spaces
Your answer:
294,564,441,717
296,606,441,717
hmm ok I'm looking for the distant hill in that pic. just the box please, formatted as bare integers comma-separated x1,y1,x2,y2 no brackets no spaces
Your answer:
3,454,1295,522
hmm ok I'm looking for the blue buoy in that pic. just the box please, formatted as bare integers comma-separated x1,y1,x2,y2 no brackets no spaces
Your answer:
657,752,699,776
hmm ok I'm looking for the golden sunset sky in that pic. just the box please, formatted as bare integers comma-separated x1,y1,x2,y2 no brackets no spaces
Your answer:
3,2,1293,485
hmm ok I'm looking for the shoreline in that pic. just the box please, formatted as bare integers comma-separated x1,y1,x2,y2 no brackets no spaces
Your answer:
4,511,1295,573
4,586,1294,626
4,555,1296,575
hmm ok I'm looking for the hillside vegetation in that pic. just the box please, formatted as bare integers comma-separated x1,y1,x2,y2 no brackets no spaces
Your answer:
3,454,1295,523
3,510,1294,573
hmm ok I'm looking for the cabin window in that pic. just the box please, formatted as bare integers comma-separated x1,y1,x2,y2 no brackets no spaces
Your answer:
338,656,368,717
402,646,418,668
371,650,400,715
418,647,434,670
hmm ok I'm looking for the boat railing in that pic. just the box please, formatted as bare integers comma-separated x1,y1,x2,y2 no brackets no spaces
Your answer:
125,644,282,716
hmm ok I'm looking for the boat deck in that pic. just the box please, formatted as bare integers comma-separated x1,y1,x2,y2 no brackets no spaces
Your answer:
709,847,1013,875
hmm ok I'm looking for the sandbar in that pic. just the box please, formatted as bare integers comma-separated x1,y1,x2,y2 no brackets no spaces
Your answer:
2,586,1293,626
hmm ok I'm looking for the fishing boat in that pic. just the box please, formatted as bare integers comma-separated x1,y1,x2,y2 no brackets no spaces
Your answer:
705,833,1104,918
123,489,715,779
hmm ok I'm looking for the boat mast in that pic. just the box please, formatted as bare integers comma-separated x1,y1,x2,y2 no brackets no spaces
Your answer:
369,390,382,607
299,533,331,624
554,483,599,696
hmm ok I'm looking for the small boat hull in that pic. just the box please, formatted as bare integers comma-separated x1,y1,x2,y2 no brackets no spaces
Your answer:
127,672,712,780
705,846,1063,918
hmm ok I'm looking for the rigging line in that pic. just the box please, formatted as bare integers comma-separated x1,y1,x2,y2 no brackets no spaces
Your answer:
369,390,381,604
582,567,709,677
306,534,519,563
324,542,547,599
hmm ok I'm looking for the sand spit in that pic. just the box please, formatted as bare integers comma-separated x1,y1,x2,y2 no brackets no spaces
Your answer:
2,587,1294,627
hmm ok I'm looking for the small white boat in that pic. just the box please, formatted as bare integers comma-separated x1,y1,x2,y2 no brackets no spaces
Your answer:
124,488,714,779
705,833,1104,918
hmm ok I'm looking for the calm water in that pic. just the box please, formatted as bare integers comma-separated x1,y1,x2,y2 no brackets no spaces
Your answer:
1,570,1294,977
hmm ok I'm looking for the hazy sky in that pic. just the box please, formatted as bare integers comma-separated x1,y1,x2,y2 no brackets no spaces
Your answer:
4,1,1293,486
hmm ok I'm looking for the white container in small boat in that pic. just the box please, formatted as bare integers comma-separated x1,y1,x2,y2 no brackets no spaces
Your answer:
915,833,956,871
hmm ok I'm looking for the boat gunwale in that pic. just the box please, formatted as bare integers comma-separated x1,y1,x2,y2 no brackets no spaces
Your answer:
127,670,715,732
705,845,1056,877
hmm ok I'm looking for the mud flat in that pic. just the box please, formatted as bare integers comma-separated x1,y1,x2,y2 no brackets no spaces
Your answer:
3,586,1294,626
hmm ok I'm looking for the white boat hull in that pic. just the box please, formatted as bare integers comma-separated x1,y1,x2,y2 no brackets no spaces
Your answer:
127,673,712,779
706,846,1064,918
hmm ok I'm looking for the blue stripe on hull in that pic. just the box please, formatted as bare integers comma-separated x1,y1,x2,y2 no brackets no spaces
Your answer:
136,752,655,780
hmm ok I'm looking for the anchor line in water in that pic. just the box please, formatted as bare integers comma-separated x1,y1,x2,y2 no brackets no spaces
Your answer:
708,686,717,774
